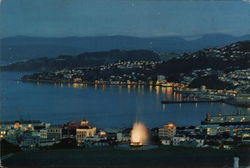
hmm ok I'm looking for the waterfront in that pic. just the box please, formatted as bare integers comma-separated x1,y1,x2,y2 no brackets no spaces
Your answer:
0,72,249,128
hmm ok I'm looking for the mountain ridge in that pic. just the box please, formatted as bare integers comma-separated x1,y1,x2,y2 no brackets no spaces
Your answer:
1,34,250,62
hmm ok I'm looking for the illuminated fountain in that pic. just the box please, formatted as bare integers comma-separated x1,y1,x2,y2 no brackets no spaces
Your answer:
130,122,148,147
116,122,158,150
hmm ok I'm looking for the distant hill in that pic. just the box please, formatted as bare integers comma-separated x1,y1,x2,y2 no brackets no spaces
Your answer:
1,34,250,62
1,41,249,74
0,50,160,72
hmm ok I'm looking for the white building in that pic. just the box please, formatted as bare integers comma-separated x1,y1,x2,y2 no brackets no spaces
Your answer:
76,120,96,144
40,129,48,139
158,123,176,139
172,135,190,146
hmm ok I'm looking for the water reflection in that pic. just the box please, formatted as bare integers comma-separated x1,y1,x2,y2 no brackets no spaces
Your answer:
179,103,182,108
166,87,173,100
155,86,160,96
161,87,166,94
54,82,248,115
32,81,250,118
149,85,153,94
162,104,166,111
3,72,250,129
57,82,180,99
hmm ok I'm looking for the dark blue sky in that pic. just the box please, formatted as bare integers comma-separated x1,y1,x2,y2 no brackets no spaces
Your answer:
0,0,250,38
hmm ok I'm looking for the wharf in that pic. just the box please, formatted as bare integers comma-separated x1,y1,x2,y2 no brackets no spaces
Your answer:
161,99,222,104
161,99,250,108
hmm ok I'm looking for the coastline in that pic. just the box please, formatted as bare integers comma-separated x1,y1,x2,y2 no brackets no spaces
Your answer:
19,78,250,108
18,78,177,87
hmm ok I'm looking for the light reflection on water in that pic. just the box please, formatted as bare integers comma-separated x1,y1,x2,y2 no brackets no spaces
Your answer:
0,72,249,128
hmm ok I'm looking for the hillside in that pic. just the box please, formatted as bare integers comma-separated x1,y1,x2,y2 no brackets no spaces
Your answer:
155,41,250,89
17,41,250,90
189,75,234,90
0,50,160,72
156,41,250,76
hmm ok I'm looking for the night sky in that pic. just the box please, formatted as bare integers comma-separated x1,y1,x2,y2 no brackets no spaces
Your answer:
0,0,250,38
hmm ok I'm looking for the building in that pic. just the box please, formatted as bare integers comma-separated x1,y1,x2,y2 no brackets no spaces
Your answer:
5,129,23,145
76,120,96,144
199,124,220,136
200,112,250,137
172,135,190,146
0,129,6,139
40,129,48,139
13,121,21,129
158,123,176,139
0,120,45,131
157,75,166,84
81,137,109,148
47,125,62,141
161,139,171,145
39,139,60,147
234,94,250,104
20,131,40,148
21,136,40,148
200,85,206,91
62,121,77,139
202,112,250,125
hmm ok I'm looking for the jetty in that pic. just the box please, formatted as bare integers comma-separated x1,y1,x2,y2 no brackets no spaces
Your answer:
161,99,222,104
161,99,250,108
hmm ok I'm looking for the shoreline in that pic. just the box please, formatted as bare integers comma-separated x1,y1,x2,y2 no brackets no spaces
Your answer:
18,78,178,87
19,78,250,108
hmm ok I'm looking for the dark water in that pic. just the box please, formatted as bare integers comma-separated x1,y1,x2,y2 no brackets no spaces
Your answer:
0,72,248,128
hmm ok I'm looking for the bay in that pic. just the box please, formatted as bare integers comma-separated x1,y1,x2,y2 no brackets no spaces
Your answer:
0,72,248,128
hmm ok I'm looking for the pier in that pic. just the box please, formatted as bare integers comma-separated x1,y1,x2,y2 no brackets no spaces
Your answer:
161,99,222,104
161,99,250,108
